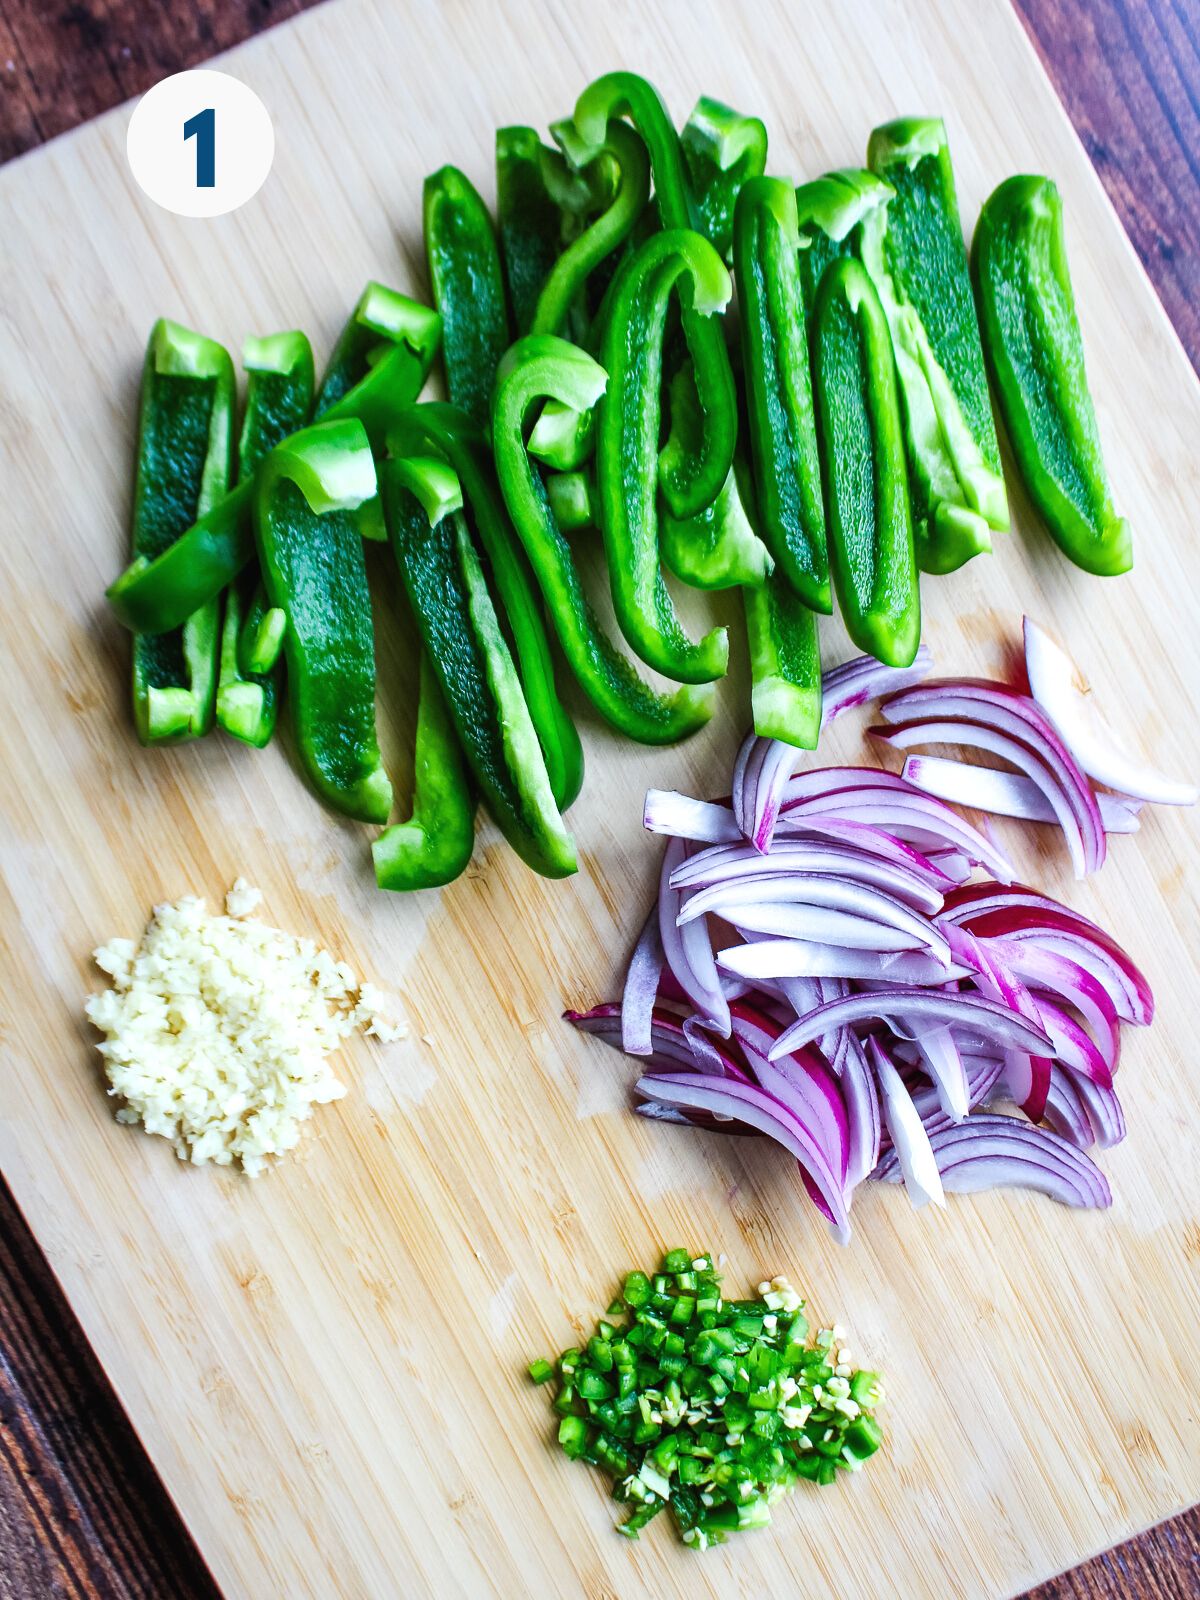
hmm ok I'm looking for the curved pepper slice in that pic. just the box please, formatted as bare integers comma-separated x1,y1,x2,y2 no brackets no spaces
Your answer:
794,169,894,322
531,122,650,339
681,95,768,262
130,319,235,745
972,176,1131,577
254,419,392,824
812,258,921,669
733,176,831,612
108,288,440,634
385,402,583,811
573,72,736,516
861,117,1007,573
497,126,567,338
744,571,822,749
494,335,714,745
381,466,576,878
424,166,511,430
595,229,732,684
216,331,314,747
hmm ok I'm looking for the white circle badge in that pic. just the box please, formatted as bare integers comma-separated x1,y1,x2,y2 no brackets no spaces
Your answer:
126,69,274,218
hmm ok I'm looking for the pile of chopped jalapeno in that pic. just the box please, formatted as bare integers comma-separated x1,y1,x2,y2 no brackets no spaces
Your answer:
531,1250,883,1548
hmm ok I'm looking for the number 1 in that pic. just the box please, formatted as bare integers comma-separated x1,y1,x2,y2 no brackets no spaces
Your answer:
183,107,216,188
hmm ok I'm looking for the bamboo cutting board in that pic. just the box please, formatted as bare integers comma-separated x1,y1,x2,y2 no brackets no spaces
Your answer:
2,0,1199,1595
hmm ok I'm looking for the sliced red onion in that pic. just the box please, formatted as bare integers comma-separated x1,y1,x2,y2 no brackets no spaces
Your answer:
643,789,740,844
993,940,1120,1077
621,905,663,1056
669,838,946,914
867,1036,945,1208
659,837,729,1034
731,1005,848,1184
717,939,968,985
731,734,803,853
1043,1066,1096,1149
771,988,1053,1062
820,646,933,728
925,848,974,884
1023,617,1198,807
902,754,1142,834
635,1071,851,1239
635,1099,757,1136
1071,1073,1126,1149
942,924,1052,1122
565,1003,748,1080
1032,998,1113,1089
873,1114,1111,1208
840,1035,881,1188
876,680,1105,874
720,900,930,953
913,1025,969,1121
782,789,1015,882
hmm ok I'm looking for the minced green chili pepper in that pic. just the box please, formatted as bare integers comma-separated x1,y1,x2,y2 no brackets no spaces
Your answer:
381,467,576,878
493,335,715,745
972,175,1131,576
681,95,768,261
216,331,314,747
385,402,583,811
861,117,1008,573
734,176,831,611
573,71,737,517
744,570,822,748
595,229,733,683
812,258,921,668
531,122,651,340
794,169,894,321
253,418,392,824
659,364,772,590
129,319,235,745
108,289,440,635
424,165,511,430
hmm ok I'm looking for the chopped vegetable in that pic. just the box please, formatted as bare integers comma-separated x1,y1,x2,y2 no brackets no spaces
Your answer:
531,1250,884,1546
681,95,768,261
424,166,511,429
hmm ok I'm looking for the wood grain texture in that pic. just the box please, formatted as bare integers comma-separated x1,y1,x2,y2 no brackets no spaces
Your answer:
1,2,1199,1598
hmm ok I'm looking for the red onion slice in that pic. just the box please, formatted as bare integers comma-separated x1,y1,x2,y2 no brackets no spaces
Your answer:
993,940,1121,1076
1070,1073,1126,1149
732,734,804,853
902,754,1142,834
913,1024,969,1121
771,988,1053,1062
565,1003,748,1080
821,646,933,728
942,924,1052,1121
1032,998,1113,1089
717,939,968,985
841,1035,882,1187
782,790,1015,882
643,789,740,844
873,1114,1112,1208
867,1036,945,1208
659,837,730,1034
621,905,663,1056
1024,618,1198,807
669,838,946,914
635,1071,851,1240
731,1005,849,1184
720,900,931,953
1043,1065,1096,1149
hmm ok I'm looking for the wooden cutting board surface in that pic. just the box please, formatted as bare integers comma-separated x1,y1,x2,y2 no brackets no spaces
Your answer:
2,1,1199,1595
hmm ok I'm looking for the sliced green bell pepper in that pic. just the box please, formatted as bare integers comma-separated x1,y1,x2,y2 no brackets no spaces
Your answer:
794,169,894,322
254,419,392,824
812,258,921,668
312,280,441,419
531,122,650,340
385,402,583,810
595,229,732,683
659,363,772,590
527,398,595,472
861,117,1007,572
129,319,234,744
381,467,576,878
681,95,768,262
424,165,511,429
493,335,715,745
497,126,566,339
972,175,1131,576
733,176,830,611
216,331,314,747
545,470,595,530
573,72,737,516
743,570,822,749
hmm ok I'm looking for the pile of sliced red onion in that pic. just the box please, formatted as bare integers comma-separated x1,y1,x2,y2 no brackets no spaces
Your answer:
568,628,1191,1243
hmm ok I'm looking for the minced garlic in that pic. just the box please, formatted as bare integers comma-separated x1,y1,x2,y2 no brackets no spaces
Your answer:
85,883,406,1174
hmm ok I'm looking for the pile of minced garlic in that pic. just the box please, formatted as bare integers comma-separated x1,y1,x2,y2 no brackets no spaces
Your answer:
85,880,406,1175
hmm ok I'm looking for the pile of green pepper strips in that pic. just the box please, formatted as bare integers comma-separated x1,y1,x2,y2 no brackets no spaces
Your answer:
106,72,1129,889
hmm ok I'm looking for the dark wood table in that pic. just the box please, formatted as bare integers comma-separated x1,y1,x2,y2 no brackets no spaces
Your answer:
1,2,1198,1596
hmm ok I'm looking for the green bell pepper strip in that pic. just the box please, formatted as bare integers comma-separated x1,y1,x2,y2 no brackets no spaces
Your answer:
129,319,235,744
743,570,822,748
545,471,594,531
385,402,583,811
497,127,566,338
681,95,768,262
239,591,287,675
573,72,737,517
531,122,651,339
216,331,314,747
312,280,441,418
253,419,393,824
381,469,577,878
861,117,1007,572
527,397,595,471
812,258,921,668
493,335,714,745
595,229,732,683
107,316,438,635
971,175,1131,576
373,455,474,890
424,166,511,430
733,177,831,611
794,170,894,322
659,362,772,590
